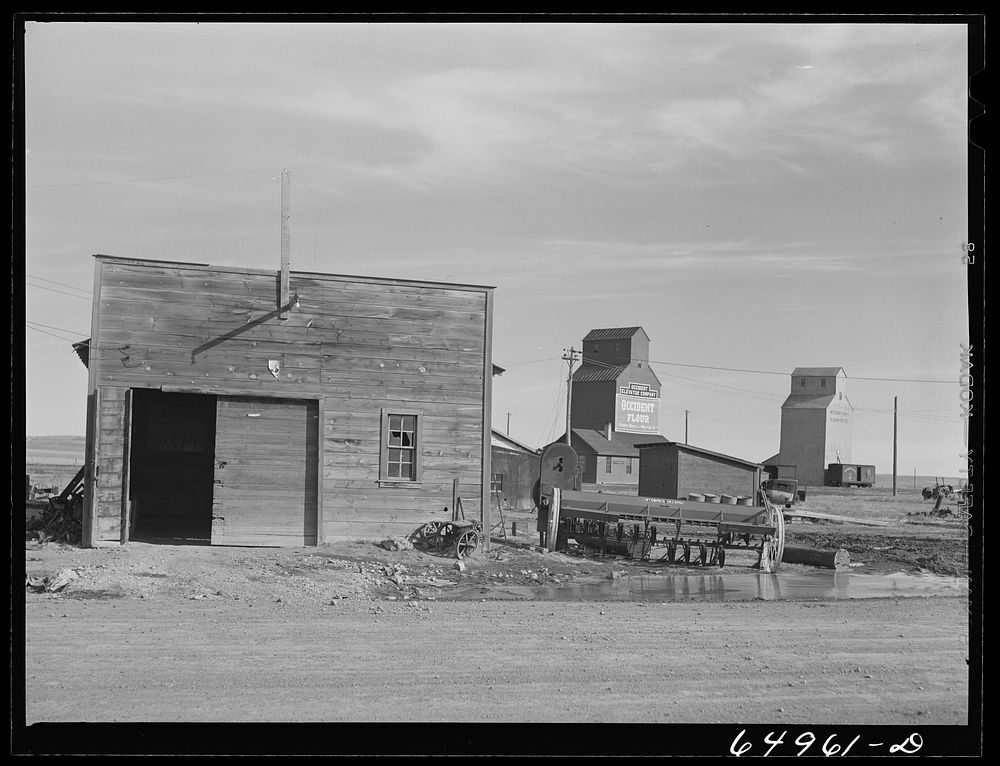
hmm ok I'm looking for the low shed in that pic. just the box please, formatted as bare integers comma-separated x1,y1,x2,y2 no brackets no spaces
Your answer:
490,430,541,511
637,442,763,502
80,255,495,548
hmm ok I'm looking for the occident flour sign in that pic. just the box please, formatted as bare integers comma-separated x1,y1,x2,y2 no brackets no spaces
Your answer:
615,382,660,434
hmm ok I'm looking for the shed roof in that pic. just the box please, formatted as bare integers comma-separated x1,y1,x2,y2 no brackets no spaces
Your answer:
791,367,845,377
564,429,669,457
573,362,628,382
72,340,90,368
491,429,539,455
582,327,647,342
781,393,836,410
635,440,763,469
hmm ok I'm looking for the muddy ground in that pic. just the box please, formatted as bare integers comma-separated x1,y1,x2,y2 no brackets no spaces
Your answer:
17,480,977,753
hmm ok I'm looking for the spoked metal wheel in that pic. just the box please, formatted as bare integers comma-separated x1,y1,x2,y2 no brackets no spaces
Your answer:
759,506,786,573
454,528,481,560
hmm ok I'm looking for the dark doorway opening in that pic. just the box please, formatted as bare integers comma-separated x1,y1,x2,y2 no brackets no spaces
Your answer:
128,390,216,544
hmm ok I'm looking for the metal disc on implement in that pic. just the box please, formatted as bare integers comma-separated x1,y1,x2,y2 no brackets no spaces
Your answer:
538,442,580,497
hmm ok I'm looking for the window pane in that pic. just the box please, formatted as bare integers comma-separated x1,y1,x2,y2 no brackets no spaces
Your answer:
389,430,402,447
387,462,400,478
401,433,412,447
401,415,416,431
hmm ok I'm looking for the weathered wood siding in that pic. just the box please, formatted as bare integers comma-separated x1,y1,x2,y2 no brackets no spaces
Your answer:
85,257,492,545
213,397,318,546
490,447,542,511
676,450,758,499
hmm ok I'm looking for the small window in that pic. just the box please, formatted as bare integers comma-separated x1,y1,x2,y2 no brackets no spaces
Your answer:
821,378,827,388
839,392,842,400
800,378,806,387
490,473,504,493
625,459,633,475
605,456,613,473
379,410,422,484
593,344,599,353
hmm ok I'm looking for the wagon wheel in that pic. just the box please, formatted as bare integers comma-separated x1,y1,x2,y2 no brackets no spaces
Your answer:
759,506,786,573
717,545,726,568
454,528,481,560
419,521,441,541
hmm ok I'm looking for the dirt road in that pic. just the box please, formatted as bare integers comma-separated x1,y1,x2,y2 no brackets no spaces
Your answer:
21,538,971,726
24,594,969,727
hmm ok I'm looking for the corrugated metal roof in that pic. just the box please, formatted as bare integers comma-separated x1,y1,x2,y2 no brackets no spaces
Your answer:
73,339,90,368
635,441,763,469
573,362,628,382
781,393,836,409
791,367,845,377
582,327,645,342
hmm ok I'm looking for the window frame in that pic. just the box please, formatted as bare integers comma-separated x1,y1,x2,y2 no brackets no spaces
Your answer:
378,408,423,486
490,473,504,493
605,456,613,473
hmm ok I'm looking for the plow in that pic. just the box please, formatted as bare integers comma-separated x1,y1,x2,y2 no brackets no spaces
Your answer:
535,444,786,573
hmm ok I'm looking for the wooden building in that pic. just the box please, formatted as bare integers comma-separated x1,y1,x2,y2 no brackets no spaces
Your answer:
637,441,763,502
763,367,853,487
553,326,667,491
489,430,541,511
80,255,494,547
551,426,667,489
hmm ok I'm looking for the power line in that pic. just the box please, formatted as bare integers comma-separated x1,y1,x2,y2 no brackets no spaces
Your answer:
26,273,92,295
28,168,277,190
26,320,89,338
26,282,93,301
26,325,79,343
553,352,954,385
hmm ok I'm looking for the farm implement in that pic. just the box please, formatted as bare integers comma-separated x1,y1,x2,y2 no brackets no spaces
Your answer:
546,489,786,573
533,442,785,572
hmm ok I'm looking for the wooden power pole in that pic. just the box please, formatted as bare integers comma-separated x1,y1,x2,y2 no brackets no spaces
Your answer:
684,409,689,444
562,347,580,445
892,395,898,496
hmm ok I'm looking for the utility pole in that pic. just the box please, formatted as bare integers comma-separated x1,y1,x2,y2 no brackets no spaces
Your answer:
279,168,291,320
684,409,689,444
506,412,511,436
892,395,898,497
562,347,580,445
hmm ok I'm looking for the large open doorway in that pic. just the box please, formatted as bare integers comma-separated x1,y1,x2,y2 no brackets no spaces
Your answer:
128,390,217,544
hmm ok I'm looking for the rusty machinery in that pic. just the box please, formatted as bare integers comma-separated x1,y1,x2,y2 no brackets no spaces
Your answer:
535,444,786,573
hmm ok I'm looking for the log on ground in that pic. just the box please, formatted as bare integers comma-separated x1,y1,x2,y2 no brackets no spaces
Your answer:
781,545,851,570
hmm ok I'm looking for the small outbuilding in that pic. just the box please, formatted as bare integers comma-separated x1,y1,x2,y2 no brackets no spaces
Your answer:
637,441,763,502
489,430,541,511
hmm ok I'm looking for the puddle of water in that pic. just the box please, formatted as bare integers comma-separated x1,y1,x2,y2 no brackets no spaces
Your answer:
436,571,966,603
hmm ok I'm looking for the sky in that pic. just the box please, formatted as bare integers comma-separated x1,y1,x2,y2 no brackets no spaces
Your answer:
21,20,974,477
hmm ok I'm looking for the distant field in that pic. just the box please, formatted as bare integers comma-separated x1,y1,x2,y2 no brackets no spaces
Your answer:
24,436,85,466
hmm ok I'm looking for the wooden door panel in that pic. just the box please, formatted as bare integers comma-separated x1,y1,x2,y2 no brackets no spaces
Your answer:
212,396,318,546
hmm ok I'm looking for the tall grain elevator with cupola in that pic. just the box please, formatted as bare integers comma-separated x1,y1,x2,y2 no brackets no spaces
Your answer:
764,367,853,487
